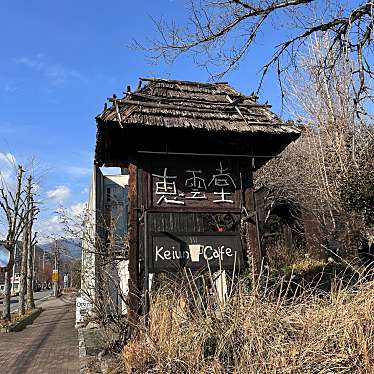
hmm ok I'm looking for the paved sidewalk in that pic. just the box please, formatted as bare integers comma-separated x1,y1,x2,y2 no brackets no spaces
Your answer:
0,294,79,374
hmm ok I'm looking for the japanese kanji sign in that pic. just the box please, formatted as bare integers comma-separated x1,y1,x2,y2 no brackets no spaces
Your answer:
150,158,241,210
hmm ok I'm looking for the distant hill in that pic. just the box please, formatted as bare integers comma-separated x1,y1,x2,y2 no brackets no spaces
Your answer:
39,239,82,258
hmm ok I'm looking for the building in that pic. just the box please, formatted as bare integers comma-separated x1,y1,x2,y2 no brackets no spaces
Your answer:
80,77,300,322
79,167,129,322
0,242,53,295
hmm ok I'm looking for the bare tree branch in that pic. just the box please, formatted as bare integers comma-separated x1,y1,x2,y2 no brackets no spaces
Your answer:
140,0,373,103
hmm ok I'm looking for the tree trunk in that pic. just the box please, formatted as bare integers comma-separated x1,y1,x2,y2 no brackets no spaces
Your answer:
26,196,36,310
0,166,25,321
2,250,14,320
26,242,35,310
18,176,32,316
18,227,29,315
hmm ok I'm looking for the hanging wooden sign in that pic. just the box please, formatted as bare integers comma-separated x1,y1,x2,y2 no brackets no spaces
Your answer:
149,232,243,273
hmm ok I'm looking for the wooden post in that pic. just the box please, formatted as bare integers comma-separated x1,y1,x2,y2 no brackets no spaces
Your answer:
241,163,262,281
127,162,140,333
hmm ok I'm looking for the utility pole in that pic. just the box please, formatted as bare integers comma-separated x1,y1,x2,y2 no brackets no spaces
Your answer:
42,250,45,286
52,241,60,298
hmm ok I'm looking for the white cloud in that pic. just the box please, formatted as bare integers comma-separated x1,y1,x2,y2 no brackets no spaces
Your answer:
4,84,17,93
35,214,64,243
15,53,82,85
35,201,87,242
16,53,44,70
0,152,16,167
70,202,86,217
0,152,17,187
49,215,60,224
46,185,71,203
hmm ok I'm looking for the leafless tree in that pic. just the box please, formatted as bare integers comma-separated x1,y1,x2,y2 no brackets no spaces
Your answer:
0,166,28,320
255,35,373,260
59,202,130,347
0,164,40,320
17,175,39,315
141,0,373,104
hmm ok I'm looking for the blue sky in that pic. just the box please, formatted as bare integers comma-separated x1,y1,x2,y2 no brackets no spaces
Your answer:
0,0,296,240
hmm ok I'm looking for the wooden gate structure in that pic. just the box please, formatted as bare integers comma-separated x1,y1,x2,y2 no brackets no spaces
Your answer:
94,77,300,322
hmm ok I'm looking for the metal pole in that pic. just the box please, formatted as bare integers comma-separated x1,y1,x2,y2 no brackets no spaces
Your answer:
57,250,60,294
42,250,45,287
53,242,58,297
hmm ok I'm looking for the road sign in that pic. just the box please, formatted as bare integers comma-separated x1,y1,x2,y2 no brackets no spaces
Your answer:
63,274,69,288
0,244,10,268
52,270,59,282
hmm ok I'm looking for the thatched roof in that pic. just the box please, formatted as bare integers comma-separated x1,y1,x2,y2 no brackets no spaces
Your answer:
94,78,301,167
96,78,299,136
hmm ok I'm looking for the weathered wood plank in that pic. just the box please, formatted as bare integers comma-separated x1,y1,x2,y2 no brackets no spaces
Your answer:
127,162,140,332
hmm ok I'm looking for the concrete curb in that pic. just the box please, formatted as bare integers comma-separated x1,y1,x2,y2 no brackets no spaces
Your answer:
0,308,43,332
78,328,87,358
78,328,91,374
78,327,109,373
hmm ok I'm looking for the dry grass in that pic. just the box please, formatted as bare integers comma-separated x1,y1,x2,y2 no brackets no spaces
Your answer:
0,308,36,328
123,271,374,373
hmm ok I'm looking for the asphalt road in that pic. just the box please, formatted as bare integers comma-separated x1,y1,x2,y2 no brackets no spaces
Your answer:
0,289,51,313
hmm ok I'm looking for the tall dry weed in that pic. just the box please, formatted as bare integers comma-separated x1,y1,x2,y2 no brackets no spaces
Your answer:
123,272,374,373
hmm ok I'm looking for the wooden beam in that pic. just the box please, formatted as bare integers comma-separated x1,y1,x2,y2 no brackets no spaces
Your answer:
107,98,273,113
127,162,140,334
128,92,261,107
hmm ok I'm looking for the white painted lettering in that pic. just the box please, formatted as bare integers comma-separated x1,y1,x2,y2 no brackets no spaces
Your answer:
203,246,213,260
164,250,171,260
155,246,164,261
